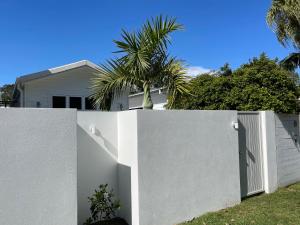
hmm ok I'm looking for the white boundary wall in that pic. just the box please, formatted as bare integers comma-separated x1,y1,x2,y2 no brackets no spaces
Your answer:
77,110,242,225
256,112,300,191
77,111,119,225
77,110,300,225
117,111,138,225
260,111,278,193
0,108,77,225
275,114,300,187
4,109,299,225
135,110,241,225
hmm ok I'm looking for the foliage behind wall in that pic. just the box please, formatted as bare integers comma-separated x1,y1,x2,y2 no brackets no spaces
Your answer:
172,54,299,113
0,84,14,101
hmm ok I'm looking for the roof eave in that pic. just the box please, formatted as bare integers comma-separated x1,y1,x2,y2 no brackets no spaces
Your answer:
15,60,101,84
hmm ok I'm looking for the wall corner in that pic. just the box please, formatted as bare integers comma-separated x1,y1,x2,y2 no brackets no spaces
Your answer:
260,111,278,194
117,110,139,225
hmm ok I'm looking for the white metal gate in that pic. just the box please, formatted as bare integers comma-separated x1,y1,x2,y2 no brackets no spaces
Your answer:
238,112,264,197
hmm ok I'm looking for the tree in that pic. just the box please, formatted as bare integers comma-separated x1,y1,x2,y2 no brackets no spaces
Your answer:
267,0,300,71
90,16,190,110
218,63,232,77
0,84,14,101
171,74,232,110
172,54,298,113
228,54,298,112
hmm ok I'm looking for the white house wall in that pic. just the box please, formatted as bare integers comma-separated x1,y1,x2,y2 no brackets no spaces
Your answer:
24,66,93,108
129,91,167,109
23,66,128,111
111,90,130,111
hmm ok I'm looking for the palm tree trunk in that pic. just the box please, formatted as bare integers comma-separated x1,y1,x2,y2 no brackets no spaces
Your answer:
142,82,153,109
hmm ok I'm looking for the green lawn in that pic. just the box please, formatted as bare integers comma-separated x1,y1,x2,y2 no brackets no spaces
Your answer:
181,183,300,225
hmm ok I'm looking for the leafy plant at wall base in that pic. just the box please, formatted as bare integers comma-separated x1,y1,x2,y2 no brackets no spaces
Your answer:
84,184,121,225
83,217,93,225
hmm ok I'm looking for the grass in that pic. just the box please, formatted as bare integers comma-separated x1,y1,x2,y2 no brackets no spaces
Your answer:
181,183,300,225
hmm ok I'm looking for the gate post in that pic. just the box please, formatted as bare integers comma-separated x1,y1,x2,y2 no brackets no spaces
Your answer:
260,111,278,193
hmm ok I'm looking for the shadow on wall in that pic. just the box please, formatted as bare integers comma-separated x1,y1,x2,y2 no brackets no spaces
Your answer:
118,164,132,225
91,126,119,159
77,125,119,225
276,114,300,187
238,121,249,198
77,125,132,225
276,114,300,150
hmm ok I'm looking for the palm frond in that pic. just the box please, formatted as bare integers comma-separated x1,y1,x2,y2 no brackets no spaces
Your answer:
162,59,191,109
114,30,150,74
90,60,140,110
143,15,183,55
267,0,300,48
280,52,300,71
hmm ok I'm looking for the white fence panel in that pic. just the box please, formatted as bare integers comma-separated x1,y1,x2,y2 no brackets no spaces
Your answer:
275,114,300,187
134,110,241,225
0,108,77,225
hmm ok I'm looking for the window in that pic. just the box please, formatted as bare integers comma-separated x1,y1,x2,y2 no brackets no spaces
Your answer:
70,97,82,110
85,97,95,110
52,96,66,108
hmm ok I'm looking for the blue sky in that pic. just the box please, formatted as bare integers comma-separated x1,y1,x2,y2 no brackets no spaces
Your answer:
0,0,295,86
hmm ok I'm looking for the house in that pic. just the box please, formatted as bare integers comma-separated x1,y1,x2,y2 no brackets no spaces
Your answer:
129,87,167,110
13,60,128,111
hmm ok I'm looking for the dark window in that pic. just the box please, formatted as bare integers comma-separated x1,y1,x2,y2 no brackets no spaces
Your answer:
70,97,82,110
52,96,66,108
85,97,95,110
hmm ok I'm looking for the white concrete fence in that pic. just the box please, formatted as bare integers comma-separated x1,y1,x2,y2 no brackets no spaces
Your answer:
0,108,77,225
0,109,300,225
275,114,300,187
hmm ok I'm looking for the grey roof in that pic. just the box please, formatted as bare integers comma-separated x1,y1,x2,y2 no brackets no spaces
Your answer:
15,60,101,84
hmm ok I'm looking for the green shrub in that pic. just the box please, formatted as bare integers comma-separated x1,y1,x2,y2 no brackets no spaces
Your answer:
84,184,120,225
172,54,299,113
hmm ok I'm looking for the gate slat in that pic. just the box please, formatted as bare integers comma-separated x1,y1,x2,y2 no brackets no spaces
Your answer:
238,112,264,197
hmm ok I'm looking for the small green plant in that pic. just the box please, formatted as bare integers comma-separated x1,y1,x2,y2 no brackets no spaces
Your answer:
84,184,121,225
83,217,93,225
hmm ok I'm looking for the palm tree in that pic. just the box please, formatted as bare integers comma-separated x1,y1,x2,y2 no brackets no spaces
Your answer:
90,16,190,110
267,0,300,71
280,52,300,71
